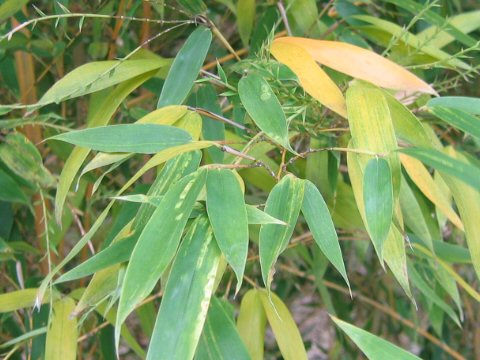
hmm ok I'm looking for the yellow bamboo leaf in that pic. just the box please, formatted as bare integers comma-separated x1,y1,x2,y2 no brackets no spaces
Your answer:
274,37,436,95
399,154,464,231
270,40,347,117
45,297,78,360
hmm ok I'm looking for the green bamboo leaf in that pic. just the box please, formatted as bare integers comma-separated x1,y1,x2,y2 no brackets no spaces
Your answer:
285,0,318,35
407,263,460,327
73,265,120,316
38,59,169,106
417,11,480,48
237,289,267,360
206,169,249,292
55,238,134,283
238,73,293,151
301,180,349,288
0,168,28,204
384,91,432,148
116,170,207,349
158,26,212,107
196,297,251,360
429,106,480,139
352,15,471,70
440,148,480,281
346,82,400,195
50,124,192,154
0,289,54,313
45,298,78,360
399,148,480,192
0,133,55,188
363,158,393,260
332,316,421,360
146,216,221,360
427,96,480,115
383,0,477,48
259,175,304,290
54,73,154,224
237,0,255,46
246,205,287,225
0,327,47,349
258,289,308,360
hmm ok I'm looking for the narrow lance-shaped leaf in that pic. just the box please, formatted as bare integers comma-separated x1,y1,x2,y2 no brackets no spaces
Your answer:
258,289,308,360
237,289,267,360
206,169,249,293
427,96,480,115
399,154,463,231
275,37,436,94
54,73,154,224
45,298,78,360
50,124,192,154
270,40,347,117
407,263,461,327
238,73,293,152
346,82,401,196
331,316,421,360
246,205,287,225
237,0,255,46
116,169,207,350
429,106,480,140
440,148,480,281
399,147,480,192
301,180,349,288
363,158,394,261
38,59,169,106
259,175,305,290
146,216,221,360
158,26,212,107
196,297,251,360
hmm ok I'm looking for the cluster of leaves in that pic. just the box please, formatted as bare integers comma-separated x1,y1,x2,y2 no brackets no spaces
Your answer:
1,0,480,359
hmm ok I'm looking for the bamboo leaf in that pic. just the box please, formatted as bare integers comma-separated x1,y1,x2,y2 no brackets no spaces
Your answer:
258,289,308,360
50,124,192,154
399,147,480,192
351,15,471,71
237,289,267,360
246,205,287,225
259,175,304,290
0,289,54,313
0,0,29,22
206,169,249,292
407,263,460,327
429,106,480,139
363,158,393,261
383,0,477,48
237,0,255,46
0,168,28,204
54,73,154,224
399,154,463,231
346,82,401,196
427,96,480,116
332,316,421,360
238,73,293,151
38,59,169,106
158,26,212,107
116,170,207,349
275,37,436,94
45,298,78,360
417,10,480,48
270,40,347,117
146,216,221,360
301,180,349,288
440,148,480,281
196,297,251,360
